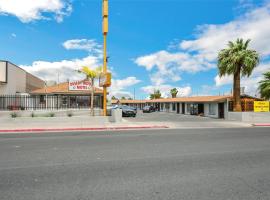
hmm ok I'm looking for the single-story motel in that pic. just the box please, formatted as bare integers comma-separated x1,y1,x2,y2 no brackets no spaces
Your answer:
1,60,269,120
112,94,261,119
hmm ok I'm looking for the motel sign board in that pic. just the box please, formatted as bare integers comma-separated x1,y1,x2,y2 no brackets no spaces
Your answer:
254,101,269,112
69,80,92,91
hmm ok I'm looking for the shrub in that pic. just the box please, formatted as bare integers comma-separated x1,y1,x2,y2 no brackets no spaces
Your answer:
10,112,18,118
48,113,55,117
67,111,73,117
31,112,35,117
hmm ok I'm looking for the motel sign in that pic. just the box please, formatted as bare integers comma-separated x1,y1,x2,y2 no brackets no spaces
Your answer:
69,80,92,91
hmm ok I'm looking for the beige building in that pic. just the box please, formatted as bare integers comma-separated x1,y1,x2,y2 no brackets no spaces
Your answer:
0,60,44,95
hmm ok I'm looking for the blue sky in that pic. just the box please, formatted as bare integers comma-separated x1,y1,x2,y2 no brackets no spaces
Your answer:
0,0,269,99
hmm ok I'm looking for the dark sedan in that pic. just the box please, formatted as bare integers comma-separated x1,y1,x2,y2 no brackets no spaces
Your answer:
113,105,136,117
142,106,155,113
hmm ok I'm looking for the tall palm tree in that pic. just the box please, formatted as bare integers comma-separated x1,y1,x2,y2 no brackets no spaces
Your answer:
218,38,259,111
78,66,102,116
170,88,178,98
258,71,270,100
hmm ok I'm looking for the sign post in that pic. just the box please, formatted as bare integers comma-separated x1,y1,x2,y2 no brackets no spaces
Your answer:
102,0,109,116
254,101,270,112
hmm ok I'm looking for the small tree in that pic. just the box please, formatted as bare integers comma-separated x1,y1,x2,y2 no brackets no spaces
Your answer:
258,71,270,100
111,96,117,100
78,66,102,116
170,88,178,98
150,89,162,100
121,96,126,100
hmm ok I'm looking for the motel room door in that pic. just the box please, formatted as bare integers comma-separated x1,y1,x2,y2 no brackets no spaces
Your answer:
218,103,225,119
177,103,180,114
182,103,185,114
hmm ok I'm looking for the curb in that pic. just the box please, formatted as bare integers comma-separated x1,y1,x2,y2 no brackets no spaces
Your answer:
0,125,169,133
253,124,270,127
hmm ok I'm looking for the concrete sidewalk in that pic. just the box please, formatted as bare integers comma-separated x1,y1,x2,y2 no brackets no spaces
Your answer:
0,115,253,133
0,116,170,133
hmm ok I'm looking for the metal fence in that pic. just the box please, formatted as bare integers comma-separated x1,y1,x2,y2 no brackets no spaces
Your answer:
0,95,103,111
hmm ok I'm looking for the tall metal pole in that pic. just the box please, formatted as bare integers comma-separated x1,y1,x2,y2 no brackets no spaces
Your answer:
103,34,107,116
102,0,108,116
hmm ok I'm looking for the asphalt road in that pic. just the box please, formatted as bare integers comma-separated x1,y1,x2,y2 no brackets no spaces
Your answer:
0,128,270,200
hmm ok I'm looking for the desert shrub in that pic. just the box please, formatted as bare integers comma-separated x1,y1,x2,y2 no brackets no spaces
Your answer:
67,111,73,117
48,113,55,117
10,112,18,118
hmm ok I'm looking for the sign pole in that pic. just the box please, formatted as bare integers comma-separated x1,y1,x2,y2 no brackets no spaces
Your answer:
103,34,107,116
102,0,108,116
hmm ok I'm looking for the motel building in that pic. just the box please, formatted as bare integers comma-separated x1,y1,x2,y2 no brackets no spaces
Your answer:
112,94,262,119
30,81,104,110
0,60,104,112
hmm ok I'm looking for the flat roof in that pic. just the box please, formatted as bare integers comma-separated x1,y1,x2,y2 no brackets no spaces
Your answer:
0,60,44,83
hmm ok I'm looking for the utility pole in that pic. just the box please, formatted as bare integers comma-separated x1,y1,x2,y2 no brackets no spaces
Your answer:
102,0,108,116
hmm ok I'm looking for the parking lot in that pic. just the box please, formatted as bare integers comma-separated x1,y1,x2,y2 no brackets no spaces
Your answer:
124,111,251,129
127,110,222,122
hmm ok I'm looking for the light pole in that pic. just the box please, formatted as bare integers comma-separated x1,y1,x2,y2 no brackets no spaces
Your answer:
102,0,108,116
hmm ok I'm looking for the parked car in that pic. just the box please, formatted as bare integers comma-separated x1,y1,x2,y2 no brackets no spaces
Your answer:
112,105,136,117
143,106,155,113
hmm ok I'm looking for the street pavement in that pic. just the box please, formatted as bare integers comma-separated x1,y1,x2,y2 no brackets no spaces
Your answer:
0,127,270,200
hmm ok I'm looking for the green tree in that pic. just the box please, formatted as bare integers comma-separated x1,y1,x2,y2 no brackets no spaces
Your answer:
121,96,126,100
78,66,102,116
170,88,178,98
258,71,270,100
111,96,117,100
218,39,259,111
150,89,162,100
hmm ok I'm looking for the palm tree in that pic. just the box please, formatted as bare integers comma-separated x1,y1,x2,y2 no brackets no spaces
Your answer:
111,96,117,100
170,88,178,98
258,71,270,100
150,89,162,100
78,66,102,116
218,38,259,111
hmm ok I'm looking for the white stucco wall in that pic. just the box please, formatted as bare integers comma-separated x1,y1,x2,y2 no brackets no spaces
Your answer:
204,103,219,118
0,62,27,95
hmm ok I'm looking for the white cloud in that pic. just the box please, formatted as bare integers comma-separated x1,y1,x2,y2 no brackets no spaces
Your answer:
63,39,102,55
109,77,141,99
141,85,192,98
11,33,16,38
0,0,72,23
135,50,214,86
180,2,270,59
135,2,270,96
21,56,100,82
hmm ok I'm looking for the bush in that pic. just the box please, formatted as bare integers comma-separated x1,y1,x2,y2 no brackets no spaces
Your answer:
10,112,18,118
31,112,35,117
48,113,55,117
67,111,73,117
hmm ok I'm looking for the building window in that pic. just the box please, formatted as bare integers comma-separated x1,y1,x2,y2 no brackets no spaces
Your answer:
172,103,176,111
209,104,216,115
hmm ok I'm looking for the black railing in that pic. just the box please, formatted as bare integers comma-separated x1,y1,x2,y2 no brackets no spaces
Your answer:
0,95,103,111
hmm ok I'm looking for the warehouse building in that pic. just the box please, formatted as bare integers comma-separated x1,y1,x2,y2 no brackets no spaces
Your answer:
0,60,44,95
